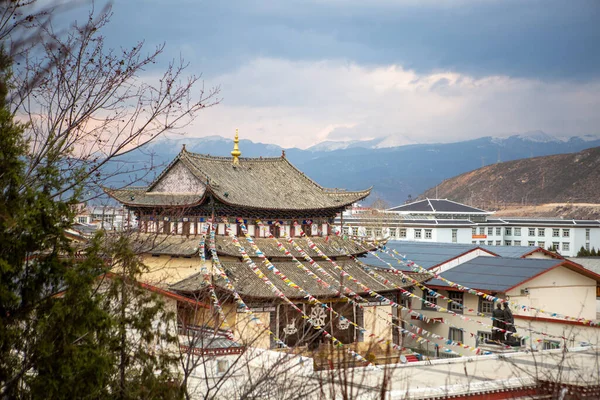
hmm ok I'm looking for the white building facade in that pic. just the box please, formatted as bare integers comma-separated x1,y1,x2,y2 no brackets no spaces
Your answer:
337,199,600,257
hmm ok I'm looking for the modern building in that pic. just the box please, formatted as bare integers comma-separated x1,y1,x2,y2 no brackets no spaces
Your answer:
337,199,600,257
405,255,600,356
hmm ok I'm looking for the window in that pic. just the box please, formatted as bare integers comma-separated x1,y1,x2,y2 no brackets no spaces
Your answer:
538,228,545,237
472,241,477,244
487,240,493,245
342,227,349,235
552,229,560,237
538,241,545,248
472,227,477,235
586,243,590,250
352,227,359,236
529,228,536,236
514,240,521,246
505,227,512,236
448,291,464,313
425,229,432,239
496,227,501,236
479,297,494,314
476,331,492,347
365,228,372,237
216,359,229,375
375,229,382,237
390,229,397,238
424,289,437,309
528,241,535,246
479,227,485,235
514,228,521,236
451,229,458,243
562,242,570,251
414,229,422,239
78,216,87,224
562,229,570,238
586,228,590,240
448,327,464,343
542,340,560,350
505,240,512,246
496,240,501,246
479,240,485,245
488,227,493,236
399,229,407,238
552,242,560,251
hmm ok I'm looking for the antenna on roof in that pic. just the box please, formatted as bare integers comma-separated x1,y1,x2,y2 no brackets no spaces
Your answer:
231,129,241,165
182,143,186,151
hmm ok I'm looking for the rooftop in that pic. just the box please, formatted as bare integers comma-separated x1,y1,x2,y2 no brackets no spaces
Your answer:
426,256,595,292
170,259,429,299
130,233,376,258
388,199,491,214
107,148,371,211
361,241,489,271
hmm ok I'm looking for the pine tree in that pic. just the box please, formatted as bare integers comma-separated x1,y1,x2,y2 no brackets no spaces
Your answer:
577,246,589,257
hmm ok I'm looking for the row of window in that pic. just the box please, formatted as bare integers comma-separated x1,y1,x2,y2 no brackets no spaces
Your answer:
472,227,571,237
470,239,570,251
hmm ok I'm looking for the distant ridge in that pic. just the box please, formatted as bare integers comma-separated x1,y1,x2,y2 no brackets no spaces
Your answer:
106,134,600,205
419,147,600,208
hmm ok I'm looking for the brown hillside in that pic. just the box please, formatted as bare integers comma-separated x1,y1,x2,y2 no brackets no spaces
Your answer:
420,146,600,211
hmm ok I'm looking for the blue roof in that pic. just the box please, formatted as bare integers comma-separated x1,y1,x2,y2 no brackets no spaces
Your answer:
363,241,479,271
481,245,540,258
427,256,562,292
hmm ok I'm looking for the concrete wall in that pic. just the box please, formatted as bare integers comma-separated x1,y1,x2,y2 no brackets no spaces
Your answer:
363,305,393,343
141,254,209,287
234,311,271,349
507,266,597,320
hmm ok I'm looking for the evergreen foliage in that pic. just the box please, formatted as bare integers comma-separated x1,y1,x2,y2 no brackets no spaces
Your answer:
0,5,188,397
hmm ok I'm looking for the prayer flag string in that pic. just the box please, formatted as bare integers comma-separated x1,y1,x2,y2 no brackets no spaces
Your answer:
222,219,378,369
291,222,478,354
239,219,423,357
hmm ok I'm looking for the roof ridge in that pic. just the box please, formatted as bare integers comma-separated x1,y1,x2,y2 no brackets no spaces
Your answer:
186,151,284,162
427,198,435,212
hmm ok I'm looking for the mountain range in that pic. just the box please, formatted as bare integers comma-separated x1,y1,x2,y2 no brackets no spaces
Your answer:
108,132,600,206
420,146,600,209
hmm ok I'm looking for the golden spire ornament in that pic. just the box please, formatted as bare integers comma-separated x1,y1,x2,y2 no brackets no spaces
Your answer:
231,128,241,165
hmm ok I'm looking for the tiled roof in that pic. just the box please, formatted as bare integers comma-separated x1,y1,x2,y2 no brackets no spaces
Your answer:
170,259,430,299
105,187,205,207
106,149,371,210
388,199,490,214
130,233,376,258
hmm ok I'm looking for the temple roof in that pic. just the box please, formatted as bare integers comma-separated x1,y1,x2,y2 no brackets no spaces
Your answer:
170,259,430,300
130,233,377,258
106,149,371,211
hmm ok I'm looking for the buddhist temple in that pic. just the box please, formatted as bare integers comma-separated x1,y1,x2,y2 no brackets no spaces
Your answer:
105,132,427,356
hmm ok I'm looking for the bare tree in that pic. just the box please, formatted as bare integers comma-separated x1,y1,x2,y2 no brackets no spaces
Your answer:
9,3,219,201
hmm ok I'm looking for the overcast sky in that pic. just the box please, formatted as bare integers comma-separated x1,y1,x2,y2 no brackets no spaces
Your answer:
67,0,600,148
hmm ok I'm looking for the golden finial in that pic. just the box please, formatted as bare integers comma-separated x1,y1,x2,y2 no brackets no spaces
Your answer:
231,128,241,165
